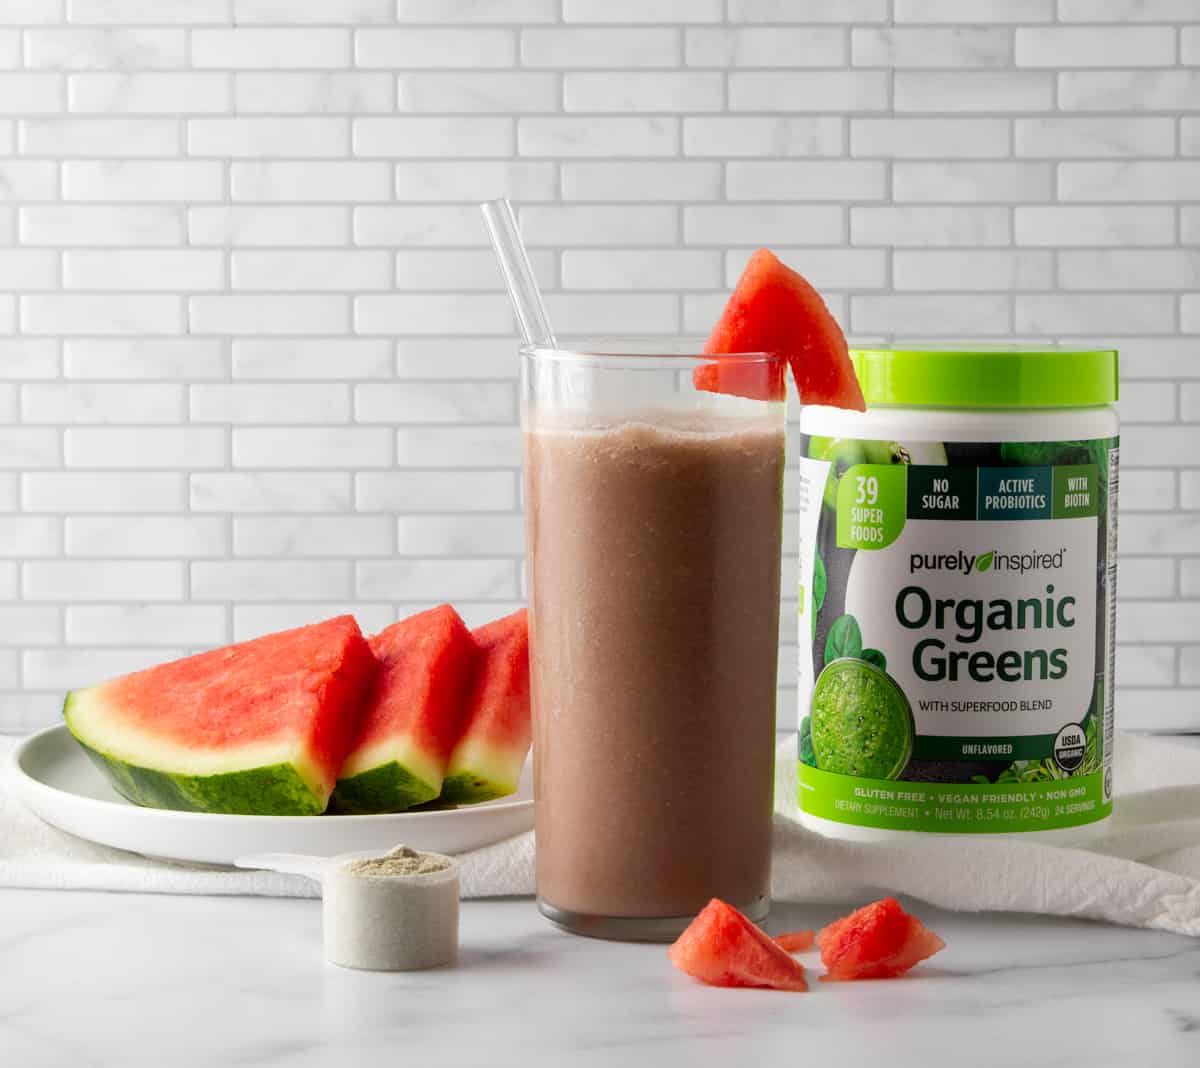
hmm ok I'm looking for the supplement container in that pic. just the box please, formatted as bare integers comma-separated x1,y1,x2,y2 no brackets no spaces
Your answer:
796,346,1119,844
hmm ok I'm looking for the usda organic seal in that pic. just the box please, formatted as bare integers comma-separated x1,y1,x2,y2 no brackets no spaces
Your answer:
1053,723,1086,773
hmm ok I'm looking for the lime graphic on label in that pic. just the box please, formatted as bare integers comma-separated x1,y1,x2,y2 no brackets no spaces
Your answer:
808,436,869,511
810,659,914,780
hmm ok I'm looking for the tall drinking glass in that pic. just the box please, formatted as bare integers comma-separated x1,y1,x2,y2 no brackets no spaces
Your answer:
522,341,786,941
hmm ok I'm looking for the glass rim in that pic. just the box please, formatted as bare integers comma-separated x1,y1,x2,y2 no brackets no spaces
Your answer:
520,336,778,366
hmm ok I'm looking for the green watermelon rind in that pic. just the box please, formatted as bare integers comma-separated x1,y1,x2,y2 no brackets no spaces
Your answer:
64,691,326,817
328,761,438,815
438,770,511,805
440,738,524,804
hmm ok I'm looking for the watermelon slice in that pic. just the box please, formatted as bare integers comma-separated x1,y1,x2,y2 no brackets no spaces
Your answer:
669,899,809,993
63,616,375,816
695,248,866,410
694,354,787,403
773,929,815,953
439,608,530,804
816,897,945,981
330,605,478,814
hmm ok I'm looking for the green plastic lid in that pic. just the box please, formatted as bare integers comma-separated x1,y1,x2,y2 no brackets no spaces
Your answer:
850,346,1119,409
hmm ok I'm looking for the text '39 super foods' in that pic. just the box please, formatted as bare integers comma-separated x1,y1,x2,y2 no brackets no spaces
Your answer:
796,347,1119,843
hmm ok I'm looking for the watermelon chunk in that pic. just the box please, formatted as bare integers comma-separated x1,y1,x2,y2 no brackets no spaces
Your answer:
816,897,945,981
64,616,375,816
773,929,815,953
693,355,787,403
330,605,478,814
695,248,866,411
669,899,809,993
439,608,530,804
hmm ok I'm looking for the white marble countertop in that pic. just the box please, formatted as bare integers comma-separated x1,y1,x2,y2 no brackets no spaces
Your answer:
3,888,1199,1067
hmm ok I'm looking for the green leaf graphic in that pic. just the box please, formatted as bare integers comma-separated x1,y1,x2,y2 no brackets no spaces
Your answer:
861,648,887,671
976,551,995,573
811,552,827,640
824,614,863,665
799,716,817,768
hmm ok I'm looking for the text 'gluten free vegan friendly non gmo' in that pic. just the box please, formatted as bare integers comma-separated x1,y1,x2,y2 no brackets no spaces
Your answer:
796,347,1119,841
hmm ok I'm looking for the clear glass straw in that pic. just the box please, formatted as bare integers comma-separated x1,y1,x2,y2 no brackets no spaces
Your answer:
481,198,556,349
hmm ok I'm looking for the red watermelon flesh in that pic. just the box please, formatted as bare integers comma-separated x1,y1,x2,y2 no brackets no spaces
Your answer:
692,355,787,404
440,608,530,804
63,616,376,815
669,899,809,993
773,929,816,953
816,897,945,981
331,605,478,813
694,248,866,410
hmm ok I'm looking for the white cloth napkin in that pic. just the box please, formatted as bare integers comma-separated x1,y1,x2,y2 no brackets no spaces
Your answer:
3,732,1200,936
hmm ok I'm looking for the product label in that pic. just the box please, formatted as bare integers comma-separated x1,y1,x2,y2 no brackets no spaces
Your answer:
797,434,1117,834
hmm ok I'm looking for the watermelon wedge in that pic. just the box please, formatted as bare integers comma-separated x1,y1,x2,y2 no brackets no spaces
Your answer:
693,354,787,403
669,899,809,993
63,616,375,816
695,248,866,410
439,608,530,804
773,929,816,953
816,897,945,981
330,605,478,814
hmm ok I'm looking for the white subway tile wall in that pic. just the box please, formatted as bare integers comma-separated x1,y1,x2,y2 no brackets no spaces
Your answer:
0,2,1197,733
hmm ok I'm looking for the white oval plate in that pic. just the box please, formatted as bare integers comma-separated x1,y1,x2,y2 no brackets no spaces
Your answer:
11,726,534,866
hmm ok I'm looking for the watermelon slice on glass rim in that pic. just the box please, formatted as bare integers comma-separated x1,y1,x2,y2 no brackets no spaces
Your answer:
694,248,866,411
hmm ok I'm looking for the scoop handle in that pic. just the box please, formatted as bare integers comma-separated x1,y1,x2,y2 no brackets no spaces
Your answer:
234,852,328,881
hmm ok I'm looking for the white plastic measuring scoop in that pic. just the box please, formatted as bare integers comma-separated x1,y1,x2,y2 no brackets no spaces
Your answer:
237,849,460,971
